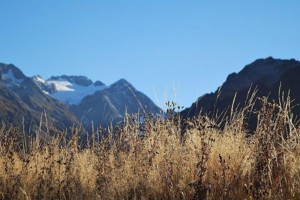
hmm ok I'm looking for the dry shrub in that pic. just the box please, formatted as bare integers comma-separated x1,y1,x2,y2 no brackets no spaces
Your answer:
0,94,300,199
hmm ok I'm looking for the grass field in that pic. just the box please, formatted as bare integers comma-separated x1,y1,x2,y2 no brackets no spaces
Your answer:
1,95,300,199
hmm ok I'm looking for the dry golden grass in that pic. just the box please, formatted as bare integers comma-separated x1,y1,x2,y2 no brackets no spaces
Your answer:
1,95,300,199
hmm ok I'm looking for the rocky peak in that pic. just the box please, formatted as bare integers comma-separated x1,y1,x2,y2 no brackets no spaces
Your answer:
0,63,26,79
94,80,105,86
32,75,46,88
221,57,300,96
70,78,161,129
0,63,27,87
110,79,133,90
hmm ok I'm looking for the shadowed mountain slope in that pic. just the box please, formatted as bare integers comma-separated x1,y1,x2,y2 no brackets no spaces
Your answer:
181,57,300,128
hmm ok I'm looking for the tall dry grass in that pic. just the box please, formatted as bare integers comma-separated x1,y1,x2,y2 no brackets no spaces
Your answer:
0,94,300,199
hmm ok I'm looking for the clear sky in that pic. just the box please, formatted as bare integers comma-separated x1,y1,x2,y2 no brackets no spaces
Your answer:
0,1,299,109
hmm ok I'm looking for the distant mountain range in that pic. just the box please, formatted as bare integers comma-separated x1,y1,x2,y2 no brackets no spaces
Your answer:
181,57,300,130
2,57,300,135
0,64,79,136
0,63,161,133
33,75,161,130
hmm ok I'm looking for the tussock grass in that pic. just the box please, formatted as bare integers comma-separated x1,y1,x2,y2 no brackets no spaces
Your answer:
1,95,300,199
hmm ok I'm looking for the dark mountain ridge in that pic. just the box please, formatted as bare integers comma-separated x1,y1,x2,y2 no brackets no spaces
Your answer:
181,57,300,130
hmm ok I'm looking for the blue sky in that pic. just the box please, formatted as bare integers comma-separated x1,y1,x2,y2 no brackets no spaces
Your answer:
1,1,300,108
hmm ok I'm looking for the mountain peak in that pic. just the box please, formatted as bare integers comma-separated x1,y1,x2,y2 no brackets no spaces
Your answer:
0,63,26,79
110,79,132,88
94,80,105,86
0,63,26,87
49,75,93,87
115,78,130,84
182,57,300,121
245,57,299,70
72,78,161,129
32,75,46,83
222,57,300,94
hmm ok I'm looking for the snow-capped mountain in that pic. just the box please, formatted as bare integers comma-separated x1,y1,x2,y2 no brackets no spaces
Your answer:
1,63,161,132
70,78,162,129
0,63,80,134
32,75,107,105
32,75,161,129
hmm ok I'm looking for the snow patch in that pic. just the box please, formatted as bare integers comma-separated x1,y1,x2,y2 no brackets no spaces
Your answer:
33,75,46,84
32,75,107,105
42,90,49,95
47,79,107,105
47,80,75,92
2,69,24,87
103,95,122,118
